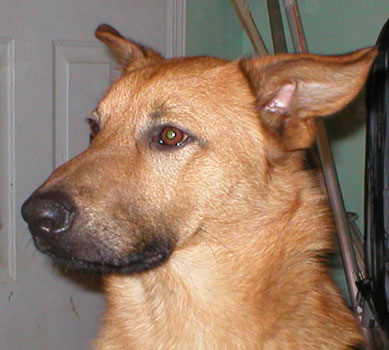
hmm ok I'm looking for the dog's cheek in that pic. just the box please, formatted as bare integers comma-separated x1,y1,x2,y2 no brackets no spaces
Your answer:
164,159,237,238
126,184,200,246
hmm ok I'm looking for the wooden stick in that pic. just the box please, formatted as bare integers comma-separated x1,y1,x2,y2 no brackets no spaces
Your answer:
231,0,268,56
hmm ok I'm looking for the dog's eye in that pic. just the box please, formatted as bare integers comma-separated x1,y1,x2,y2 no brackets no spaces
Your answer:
87,118,100,142
152,126,189,149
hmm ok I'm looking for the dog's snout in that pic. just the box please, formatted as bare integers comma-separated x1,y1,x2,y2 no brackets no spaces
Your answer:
21,191,76,236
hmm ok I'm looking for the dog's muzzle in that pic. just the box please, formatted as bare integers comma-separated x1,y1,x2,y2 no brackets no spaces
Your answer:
21,190,172,274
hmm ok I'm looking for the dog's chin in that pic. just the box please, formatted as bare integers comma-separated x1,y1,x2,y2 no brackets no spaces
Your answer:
52,252,170,274
32,235,172,274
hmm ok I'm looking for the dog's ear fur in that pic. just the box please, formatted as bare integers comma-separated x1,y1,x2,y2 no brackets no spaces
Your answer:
95,24,163,67
240,47,377,150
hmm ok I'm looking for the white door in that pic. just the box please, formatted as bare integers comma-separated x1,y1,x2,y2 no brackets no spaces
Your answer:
0,1,185,349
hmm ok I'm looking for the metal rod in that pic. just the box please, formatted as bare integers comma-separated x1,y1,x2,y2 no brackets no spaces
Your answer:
348,213,365,271
231,0,269,56
315,122,361,307
283,0,307,53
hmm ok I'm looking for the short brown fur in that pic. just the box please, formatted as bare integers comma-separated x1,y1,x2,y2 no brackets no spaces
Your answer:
23,24,377,349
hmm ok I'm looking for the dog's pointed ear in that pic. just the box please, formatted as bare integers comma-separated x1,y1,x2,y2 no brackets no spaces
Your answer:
95,24,163,67
240,47,377,150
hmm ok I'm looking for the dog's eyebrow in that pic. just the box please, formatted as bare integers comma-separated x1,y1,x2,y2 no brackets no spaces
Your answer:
149,103,175,119
150,109,164,119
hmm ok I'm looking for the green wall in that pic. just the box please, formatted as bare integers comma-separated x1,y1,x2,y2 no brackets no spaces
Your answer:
186,0,243,59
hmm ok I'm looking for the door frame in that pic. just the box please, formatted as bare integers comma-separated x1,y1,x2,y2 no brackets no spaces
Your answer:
167,0,187,57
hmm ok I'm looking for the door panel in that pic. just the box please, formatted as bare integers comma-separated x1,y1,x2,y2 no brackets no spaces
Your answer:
0,1,186,349
54,41,119,166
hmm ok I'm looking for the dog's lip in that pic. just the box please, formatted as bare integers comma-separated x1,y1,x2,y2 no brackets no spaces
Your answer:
33,236,172,274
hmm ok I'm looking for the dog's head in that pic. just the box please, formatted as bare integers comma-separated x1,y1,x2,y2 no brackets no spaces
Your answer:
21,25,376,274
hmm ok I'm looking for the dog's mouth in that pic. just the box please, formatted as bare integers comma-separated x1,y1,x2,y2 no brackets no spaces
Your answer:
32,235,172,274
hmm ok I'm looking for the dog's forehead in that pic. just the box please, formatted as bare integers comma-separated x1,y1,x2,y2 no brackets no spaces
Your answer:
97,57,243,119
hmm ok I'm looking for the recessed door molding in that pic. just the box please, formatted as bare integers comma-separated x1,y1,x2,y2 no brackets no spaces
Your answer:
0,38,16,282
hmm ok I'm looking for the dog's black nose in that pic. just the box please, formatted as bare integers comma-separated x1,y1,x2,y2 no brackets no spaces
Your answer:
21,191,76,235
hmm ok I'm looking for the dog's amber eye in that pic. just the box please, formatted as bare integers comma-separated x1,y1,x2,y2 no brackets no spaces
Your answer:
158,126,187,147
88,118,100,142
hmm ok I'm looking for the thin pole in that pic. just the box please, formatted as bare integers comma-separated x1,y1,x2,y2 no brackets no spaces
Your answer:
231,0,268,56
267,0,288,54
283,0,307,53
314,121,361,307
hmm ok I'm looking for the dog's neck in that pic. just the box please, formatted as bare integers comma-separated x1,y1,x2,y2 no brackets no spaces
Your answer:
97,165,359,349
102,240,266,349
99,166,332,349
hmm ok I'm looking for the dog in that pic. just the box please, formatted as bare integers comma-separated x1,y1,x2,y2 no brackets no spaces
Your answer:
22,24,376,349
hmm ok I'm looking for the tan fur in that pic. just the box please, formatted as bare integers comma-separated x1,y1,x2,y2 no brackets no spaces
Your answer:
26,25,377,349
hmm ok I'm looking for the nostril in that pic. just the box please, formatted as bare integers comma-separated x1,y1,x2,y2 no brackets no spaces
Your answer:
38,218,56,234
21,190,77,236
37,210,75,235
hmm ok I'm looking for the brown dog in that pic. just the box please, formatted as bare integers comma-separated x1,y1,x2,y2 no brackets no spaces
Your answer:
22,24,376,349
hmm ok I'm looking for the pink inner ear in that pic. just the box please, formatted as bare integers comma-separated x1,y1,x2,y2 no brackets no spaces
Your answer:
264,82,296,113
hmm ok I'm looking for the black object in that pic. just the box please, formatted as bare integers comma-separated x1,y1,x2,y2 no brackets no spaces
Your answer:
365,17,389,336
